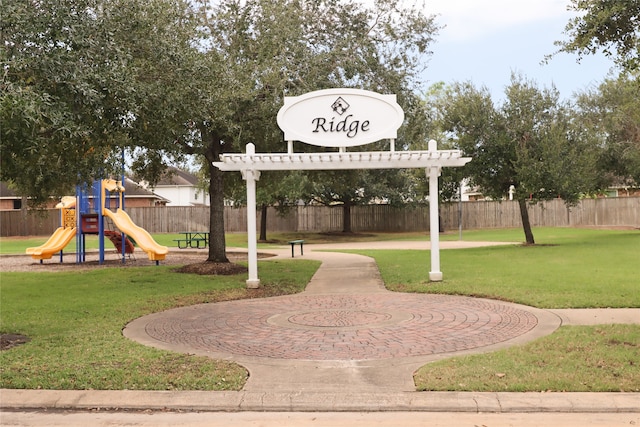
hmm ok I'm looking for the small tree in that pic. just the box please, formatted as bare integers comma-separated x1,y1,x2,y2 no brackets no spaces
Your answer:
438,75,601,244
304,167,416,233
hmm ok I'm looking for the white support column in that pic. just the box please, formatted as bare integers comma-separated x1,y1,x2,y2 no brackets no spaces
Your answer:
427,139,443,281
242,143,261,289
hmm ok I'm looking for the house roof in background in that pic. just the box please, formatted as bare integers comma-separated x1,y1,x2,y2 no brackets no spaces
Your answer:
154,167,199,187
120,178,168,201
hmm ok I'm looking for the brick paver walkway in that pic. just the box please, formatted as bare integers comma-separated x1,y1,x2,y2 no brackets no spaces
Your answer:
124,247,561,391
142,293,538,360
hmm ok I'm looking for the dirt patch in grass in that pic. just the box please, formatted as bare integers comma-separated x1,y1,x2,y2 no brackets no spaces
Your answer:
0,334,30,351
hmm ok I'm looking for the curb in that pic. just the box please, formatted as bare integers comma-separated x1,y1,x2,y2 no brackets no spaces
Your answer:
1,390,639,413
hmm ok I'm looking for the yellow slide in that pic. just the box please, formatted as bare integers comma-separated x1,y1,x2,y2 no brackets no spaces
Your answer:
103,208,169,261
55,196,76,209
26,227,76,260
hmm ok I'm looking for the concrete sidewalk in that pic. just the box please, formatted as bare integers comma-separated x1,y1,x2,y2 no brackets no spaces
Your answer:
2,240,639,415
2,389,639,413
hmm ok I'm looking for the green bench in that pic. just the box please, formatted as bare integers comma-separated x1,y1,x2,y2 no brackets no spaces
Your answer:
288,240,304,257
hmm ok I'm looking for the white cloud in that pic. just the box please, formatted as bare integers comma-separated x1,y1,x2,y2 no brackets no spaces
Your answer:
426,0,574,41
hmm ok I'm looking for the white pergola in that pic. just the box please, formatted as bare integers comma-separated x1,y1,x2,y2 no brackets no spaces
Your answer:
212,89,471,288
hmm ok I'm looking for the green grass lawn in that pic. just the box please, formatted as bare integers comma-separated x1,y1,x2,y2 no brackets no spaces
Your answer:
355,229,640,308
413,324,640,392
1,227,638,392
0,230,418,254
0,259,320,390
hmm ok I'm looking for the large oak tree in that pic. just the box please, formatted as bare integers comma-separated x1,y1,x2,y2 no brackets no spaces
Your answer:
187,0,440,248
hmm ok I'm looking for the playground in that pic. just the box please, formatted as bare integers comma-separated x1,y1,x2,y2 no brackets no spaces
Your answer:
24,178,168,266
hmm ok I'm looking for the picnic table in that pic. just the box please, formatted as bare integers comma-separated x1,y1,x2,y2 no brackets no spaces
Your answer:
174,231,209,249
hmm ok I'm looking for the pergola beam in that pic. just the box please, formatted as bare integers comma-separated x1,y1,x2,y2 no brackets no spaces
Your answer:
213,150,471,171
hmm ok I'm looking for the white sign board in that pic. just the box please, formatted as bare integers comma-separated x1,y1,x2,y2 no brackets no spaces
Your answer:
276,88,404,148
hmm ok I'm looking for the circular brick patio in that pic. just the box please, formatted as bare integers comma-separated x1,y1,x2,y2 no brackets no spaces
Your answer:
138,293,538,361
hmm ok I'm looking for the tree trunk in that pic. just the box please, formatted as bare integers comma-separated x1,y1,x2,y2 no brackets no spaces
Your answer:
20,196,28,236
342,200,352,233
518,198,535,244
259,204,268,241
204,129,229,263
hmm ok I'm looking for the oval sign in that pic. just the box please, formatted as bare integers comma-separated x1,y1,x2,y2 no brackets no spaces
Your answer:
277,88,405,148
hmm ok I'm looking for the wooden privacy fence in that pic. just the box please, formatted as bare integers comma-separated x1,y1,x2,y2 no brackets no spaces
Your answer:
2,197,639,237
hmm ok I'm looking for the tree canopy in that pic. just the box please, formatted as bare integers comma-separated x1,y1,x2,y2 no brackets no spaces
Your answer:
552,1,639,190
555,0,640,72
576,73,640,186
1,0,203,204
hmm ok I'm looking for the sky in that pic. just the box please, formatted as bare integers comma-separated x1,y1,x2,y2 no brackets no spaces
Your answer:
420,0,618,101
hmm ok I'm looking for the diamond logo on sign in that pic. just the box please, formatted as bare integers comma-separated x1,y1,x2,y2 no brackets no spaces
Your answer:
331,97,350,115
277,88,405,148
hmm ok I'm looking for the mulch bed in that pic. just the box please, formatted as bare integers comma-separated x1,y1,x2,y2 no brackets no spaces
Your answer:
175,261,248,275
